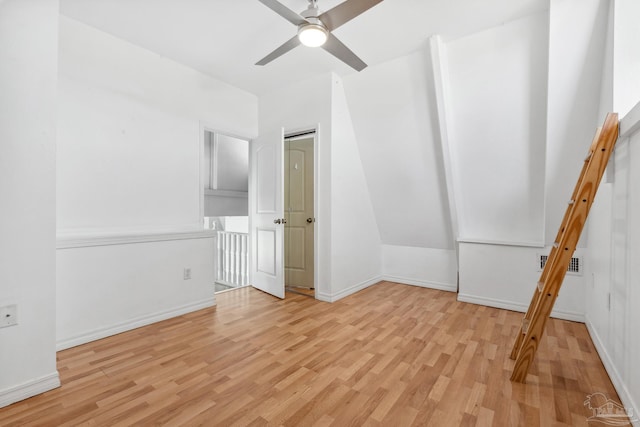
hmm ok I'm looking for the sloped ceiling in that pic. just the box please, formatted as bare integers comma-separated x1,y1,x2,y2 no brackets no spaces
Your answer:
60,0,548,95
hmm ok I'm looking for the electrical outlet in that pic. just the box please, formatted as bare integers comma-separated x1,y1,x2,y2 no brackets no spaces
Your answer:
183,268,192,280
0,305,18,328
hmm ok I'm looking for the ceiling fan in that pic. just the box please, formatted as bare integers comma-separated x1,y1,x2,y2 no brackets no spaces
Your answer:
256,0,384,71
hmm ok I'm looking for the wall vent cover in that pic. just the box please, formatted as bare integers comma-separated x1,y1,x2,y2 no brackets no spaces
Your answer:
538,254,582,275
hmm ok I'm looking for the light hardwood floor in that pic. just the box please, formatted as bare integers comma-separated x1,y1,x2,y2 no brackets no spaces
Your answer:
285,286,315,298
0,282,629,426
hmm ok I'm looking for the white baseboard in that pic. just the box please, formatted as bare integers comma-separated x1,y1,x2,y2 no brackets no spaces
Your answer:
0,372,60,409
585,316,640,427
56,298,216,351
315,291,332,302
457,293,585,322
381,275,458,293
316,276,382,303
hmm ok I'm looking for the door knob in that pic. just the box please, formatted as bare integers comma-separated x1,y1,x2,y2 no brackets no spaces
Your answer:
281,218,287,224
306,218,314,223
274,219,281,224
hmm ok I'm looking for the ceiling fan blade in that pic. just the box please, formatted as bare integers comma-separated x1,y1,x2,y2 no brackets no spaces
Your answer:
318,0,383,31
255,35,301,66
258,0,308,26
321,33,367,71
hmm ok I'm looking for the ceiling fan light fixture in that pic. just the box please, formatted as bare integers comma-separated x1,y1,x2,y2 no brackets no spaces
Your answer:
298,24,328,47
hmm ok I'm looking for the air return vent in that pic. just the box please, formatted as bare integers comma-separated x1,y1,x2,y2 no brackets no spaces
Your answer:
538,254,583,275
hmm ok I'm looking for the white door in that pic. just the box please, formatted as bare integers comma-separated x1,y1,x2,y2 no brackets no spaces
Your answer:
249,129,285,298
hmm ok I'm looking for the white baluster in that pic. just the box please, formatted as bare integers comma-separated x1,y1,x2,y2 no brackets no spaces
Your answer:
216,231,224,280
240,234,247,285
215,231,250,288
231,234,237,285
224,233,231,282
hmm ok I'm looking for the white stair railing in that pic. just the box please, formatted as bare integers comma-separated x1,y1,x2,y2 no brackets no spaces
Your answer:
216,231,249,287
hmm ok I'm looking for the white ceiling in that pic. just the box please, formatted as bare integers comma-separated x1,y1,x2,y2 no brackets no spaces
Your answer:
60,0,549,95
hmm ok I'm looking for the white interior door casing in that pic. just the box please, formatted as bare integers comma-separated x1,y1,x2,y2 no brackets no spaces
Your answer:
249,129,285,298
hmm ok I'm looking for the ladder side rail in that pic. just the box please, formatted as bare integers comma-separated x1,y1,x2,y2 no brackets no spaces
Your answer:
510,113,618,382
510,128,603,359
511,173,600,381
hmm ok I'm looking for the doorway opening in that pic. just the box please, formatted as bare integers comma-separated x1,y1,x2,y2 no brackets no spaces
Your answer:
201,128,250,294
284,131,315,297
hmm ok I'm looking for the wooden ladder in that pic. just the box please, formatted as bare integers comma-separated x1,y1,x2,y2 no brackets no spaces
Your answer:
510,112,619,383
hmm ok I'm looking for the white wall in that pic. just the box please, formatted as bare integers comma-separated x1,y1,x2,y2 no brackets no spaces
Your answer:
448,13,550,310
626,127,640,425
450,4,611,319
259,74,333,299
598,0,614,126
259,73,381,302
204,195,248,217
585,181,612,346
58,17,258,232
330,76,382,297
613,0,640,118
0,0,60,407
381,245,457,292
342,49,457,290
56,17,258,348
545,0,610,246
56,237,216,350
586,1,640,419
342,50,453,249
446,13,549,246
586,111,640,426
458,243,586,321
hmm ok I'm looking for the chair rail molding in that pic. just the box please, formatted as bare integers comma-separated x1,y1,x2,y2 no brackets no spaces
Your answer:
56,227,216,249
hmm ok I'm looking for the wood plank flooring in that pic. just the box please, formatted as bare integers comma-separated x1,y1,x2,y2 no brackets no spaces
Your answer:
0,282,628,426
285,286,315,298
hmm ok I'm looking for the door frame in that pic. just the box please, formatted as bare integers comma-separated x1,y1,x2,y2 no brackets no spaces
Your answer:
283,126,319,298
247,124,320,299
198,121,251,226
